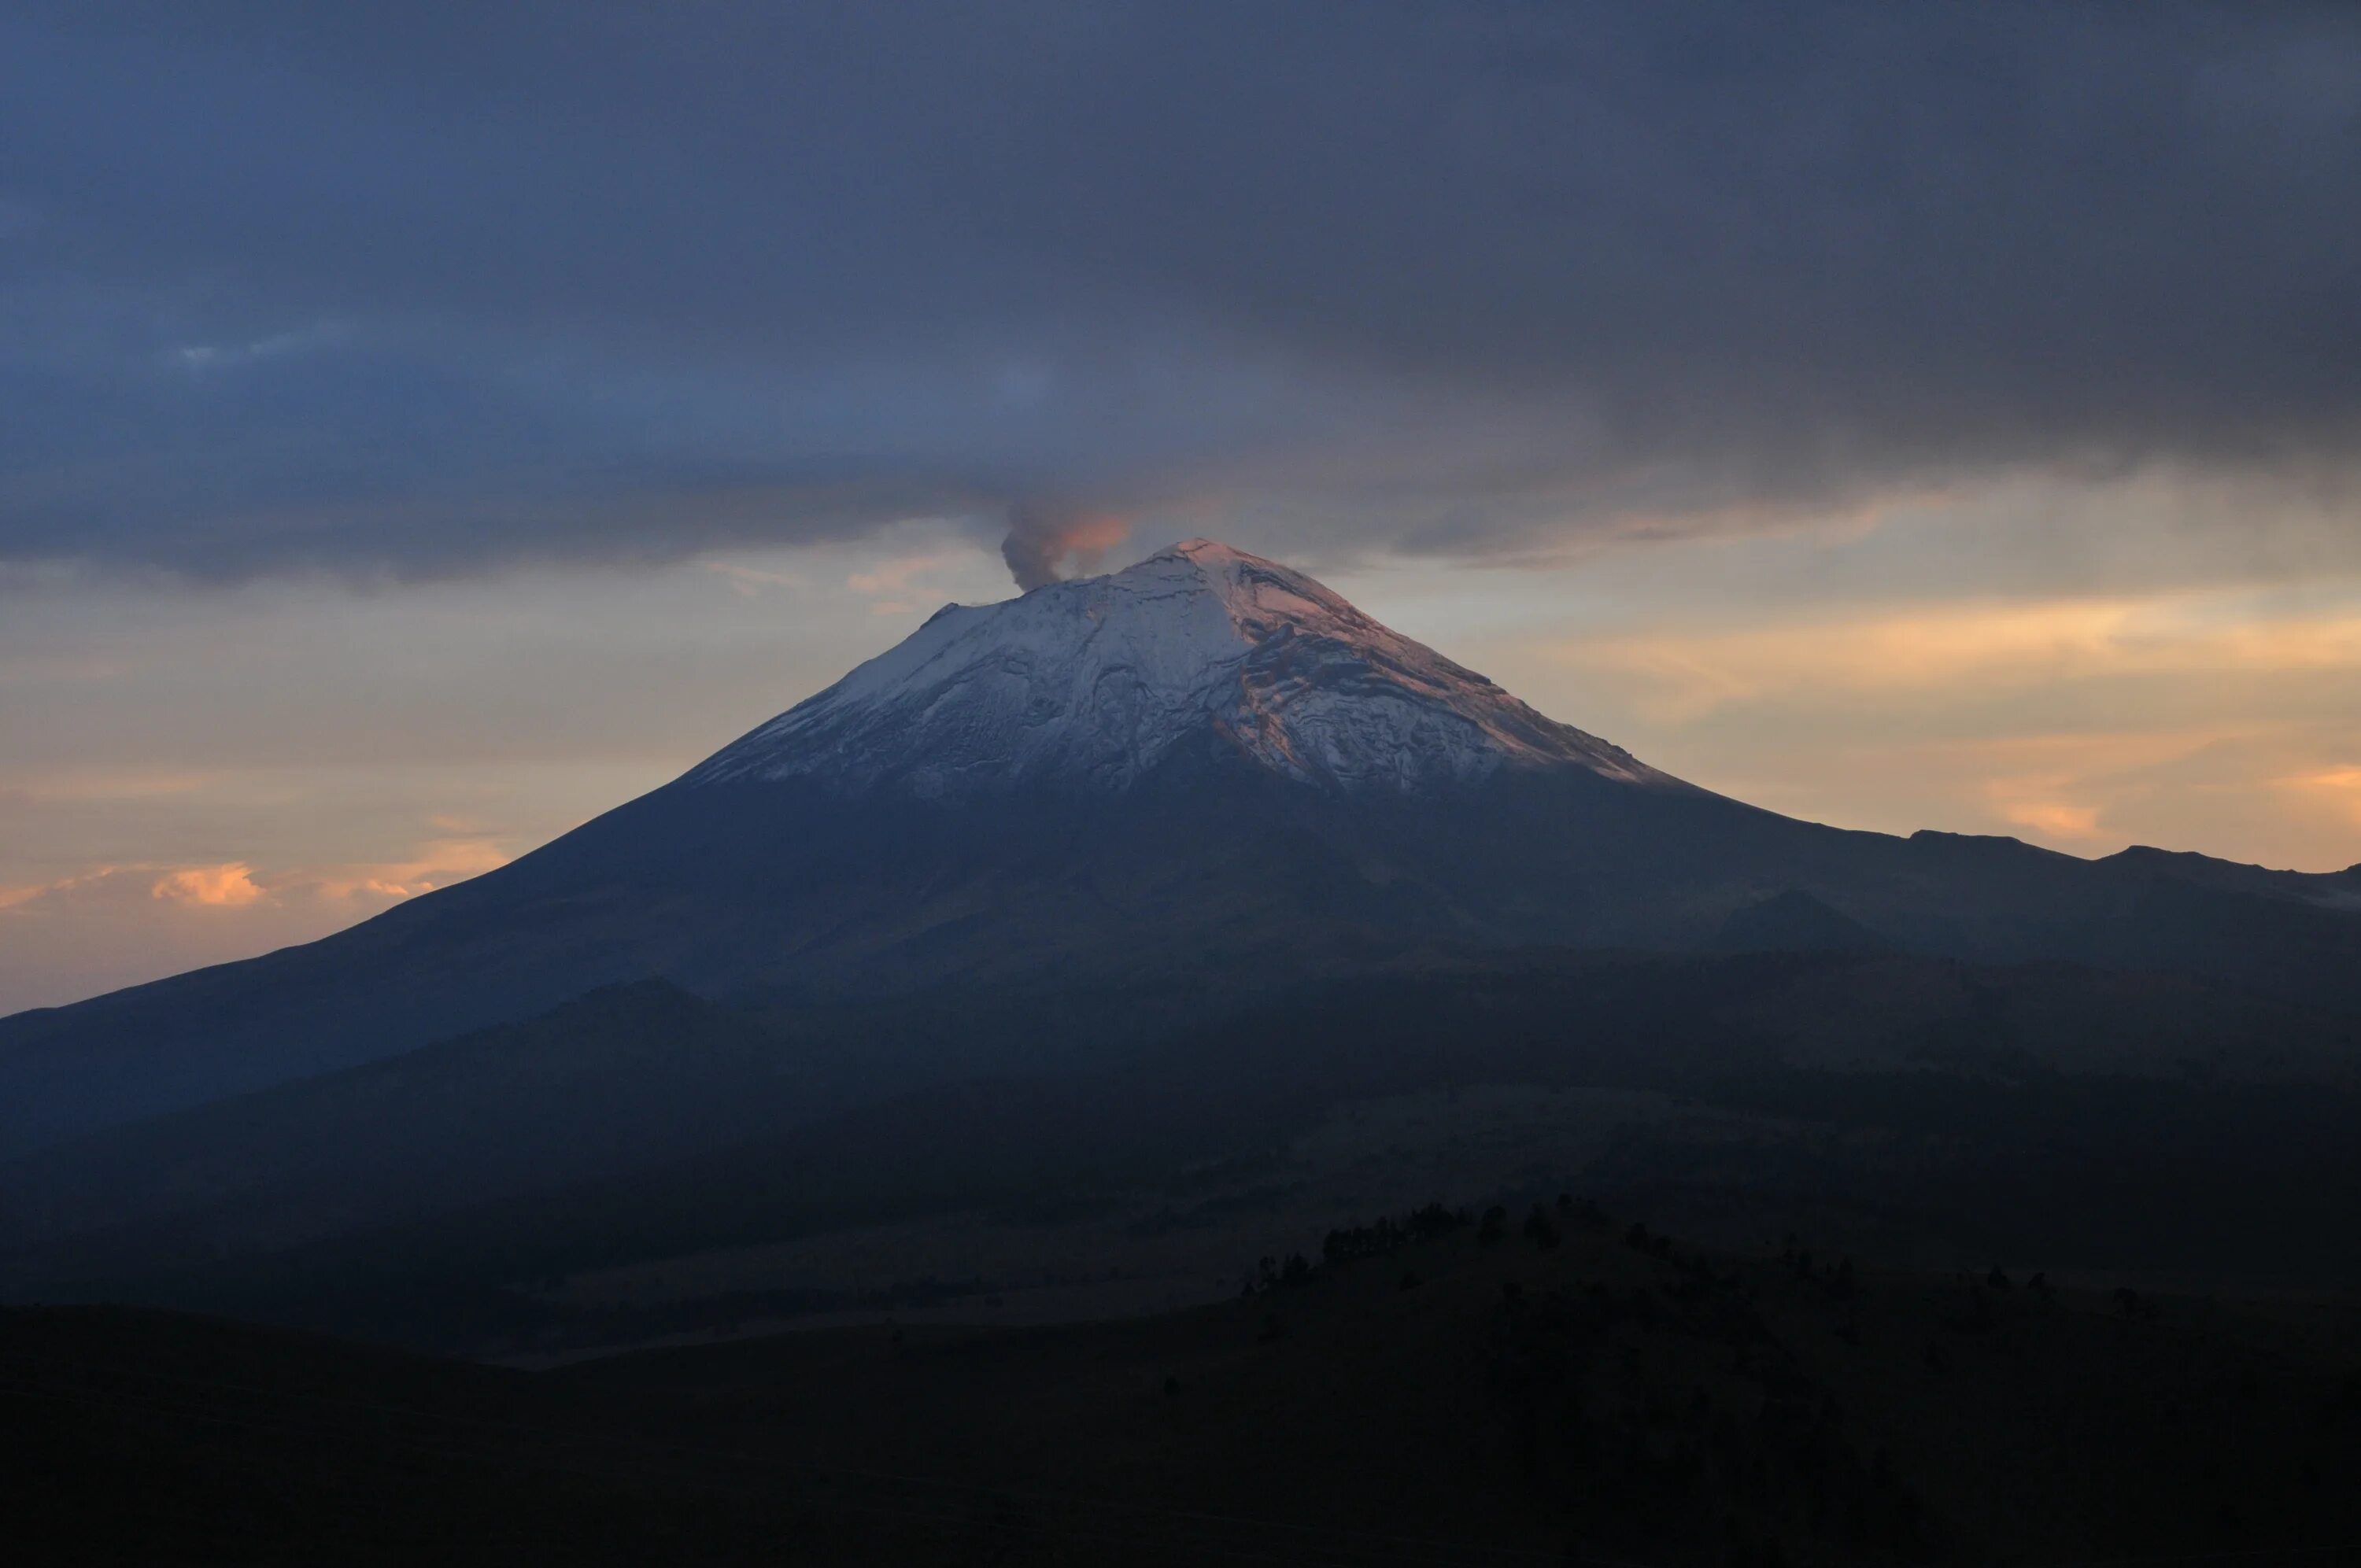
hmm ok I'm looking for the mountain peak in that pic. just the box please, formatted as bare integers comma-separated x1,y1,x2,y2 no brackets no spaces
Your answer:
1166,537,1238,559
1156,537,1280,574
691,540,1669,797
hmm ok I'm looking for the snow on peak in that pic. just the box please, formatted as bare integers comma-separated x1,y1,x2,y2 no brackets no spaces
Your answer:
689,540,1671,796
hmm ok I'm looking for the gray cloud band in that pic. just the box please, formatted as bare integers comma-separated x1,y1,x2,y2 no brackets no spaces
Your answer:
2,0,2356,586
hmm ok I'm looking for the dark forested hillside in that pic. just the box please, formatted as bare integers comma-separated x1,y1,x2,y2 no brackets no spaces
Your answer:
13,1201,2361,1566
13,949,2361,1360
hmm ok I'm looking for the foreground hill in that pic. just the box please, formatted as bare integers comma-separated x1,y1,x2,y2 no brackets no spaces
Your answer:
13,950,2361,1356
6,540,2359,1154
12,1202,2361,1566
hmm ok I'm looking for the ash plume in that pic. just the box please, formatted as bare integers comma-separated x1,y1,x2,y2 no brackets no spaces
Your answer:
999,504,1131,591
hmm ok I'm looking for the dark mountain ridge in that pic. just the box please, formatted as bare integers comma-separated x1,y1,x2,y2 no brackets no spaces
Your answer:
5,541,2359,1157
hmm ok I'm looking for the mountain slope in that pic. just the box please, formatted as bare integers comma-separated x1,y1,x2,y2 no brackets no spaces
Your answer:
693,539,1670,796
15,945,2360,1319
5,540,2359,1153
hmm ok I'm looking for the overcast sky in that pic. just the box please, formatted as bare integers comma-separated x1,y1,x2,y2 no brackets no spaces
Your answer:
5,2,2360,1011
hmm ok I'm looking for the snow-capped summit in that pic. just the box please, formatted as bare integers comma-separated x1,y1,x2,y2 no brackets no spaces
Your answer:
690,539,1672,795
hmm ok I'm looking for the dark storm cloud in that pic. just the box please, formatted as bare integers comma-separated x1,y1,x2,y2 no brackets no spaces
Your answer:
2,0,2357,583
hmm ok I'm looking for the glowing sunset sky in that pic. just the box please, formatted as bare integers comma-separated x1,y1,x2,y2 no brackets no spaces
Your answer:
3,3,2359,1012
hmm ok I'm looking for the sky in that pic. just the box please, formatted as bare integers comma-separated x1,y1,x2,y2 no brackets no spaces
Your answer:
4,2,2360,1013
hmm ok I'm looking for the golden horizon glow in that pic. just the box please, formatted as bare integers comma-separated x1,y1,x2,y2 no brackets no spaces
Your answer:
5,518,2359,1015
1537,591,2361,724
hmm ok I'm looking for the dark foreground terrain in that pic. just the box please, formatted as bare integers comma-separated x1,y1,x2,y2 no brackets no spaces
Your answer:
15,951,2361,1364
12,1201,2361,1567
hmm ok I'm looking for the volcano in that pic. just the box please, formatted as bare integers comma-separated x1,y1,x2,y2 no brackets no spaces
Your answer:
692,539,1672,796
6,540,2359,1153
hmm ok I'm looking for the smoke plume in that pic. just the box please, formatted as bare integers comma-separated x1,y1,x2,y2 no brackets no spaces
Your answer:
999,504,1131,591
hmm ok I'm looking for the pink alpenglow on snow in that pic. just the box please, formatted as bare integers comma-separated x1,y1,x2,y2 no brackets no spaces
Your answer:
693,541,1676,798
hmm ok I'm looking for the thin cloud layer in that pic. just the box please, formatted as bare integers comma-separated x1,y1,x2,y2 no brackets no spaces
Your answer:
0,836,515,1010
2,1,2357,584
1476,571,2361,873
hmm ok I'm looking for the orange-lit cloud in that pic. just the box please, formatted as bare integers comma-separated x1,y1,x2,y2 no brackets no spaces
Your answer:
2,836,521,1013
0,866,120,910
151,862,266,907
1539,592,2361,723
1543,599,2143,722
1995,800,2104,839
1480,568,2361,869
2282,767,2361,828
310,836,510,901
25,839,511,918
